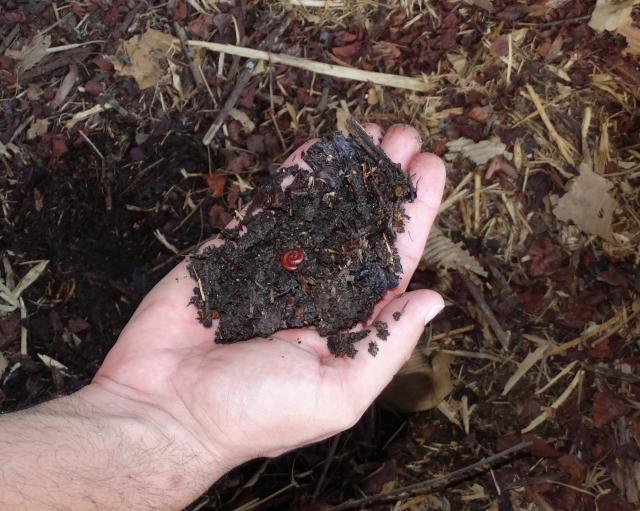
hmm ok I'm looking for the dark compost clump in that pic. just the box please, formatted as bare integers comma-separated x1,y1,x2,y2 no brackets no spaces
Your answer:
187,120,416,357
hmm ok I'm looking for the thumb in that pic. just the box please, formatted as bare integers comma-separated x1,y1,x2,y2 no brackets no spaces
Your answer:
326,289,444,413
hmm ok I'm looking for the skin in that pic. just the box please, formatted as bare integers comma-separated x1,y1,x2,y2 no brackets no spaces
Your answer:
0,124,446,510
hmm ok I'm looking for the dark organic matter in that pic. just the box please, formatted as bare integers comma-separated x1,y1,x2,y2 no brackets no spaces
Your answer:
188,120,416,357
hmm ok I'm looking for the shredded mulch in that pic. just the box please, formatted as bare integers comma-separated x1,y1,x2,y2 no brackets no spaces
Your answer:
1,1,639,510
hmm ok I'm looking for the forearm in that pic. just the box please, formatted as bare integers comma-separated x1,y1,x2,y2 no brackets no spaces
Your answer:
0,385,223,511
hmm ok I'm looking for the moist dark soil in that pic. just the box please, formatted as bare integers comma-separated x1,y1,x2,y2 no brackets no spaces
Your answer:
188,120,416,357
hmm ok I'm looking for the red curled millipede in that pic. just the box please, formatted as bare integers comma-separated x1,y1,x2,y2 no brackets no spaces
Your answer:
280,249,305,271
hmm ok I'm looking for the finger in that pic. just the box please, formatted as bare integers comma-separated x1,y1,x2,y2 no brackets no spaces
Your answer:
362,122,383,145
396,152,447,289
280,138,319,171
325,290,444,412
380,124,422,169
367,151,446,320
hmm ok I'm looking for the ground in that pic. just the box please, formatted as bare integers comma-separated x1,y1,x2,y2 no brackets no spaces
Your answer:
1,1,639,510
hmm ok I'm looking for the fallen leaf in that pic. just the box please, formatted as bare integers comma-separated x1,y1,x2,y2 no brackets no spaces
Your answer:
596,493,634,511
0,10,28,23
228,109,256,134
528,237,563,277
26,119,49,140
589,0,640,55
0,352,7,376
466,105,491,123
558,454,587,484
485,155,518,180
188,14,215,40
51,134,68,159
522,434,561,458
208,205,233,229
205,173,227,198
68,318,91,333
84,79,103,97
490,35,509,57
380,350,454,413
111,29,177,90
593,391,628,428
331,42,362,59
5,33,51,73
618,16,640,55
420,226,487,277
0,317,20,349
553,162,618,242
361,460,397,494
445,137,509,165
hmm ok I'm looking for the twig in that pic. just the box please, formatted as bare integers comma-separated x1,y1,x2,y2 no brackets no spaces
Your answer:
104,0,145,53
189,40,436,94
0,24,20,54
517,15,591,29
174,22,205,89
201,20,291,146
461,273,510,350
312,433,341,501
524,84,576,166
331,441,532,511
22,47,91,81
346,118,389,163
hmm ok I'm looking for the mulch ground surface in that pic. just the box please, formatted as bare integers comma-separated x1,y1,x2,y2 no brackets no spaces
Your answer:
1,1,639,510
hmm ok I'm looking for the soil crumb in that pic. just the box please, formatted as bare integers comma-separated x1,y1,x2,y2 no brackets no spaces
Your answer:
188,119,416,357
373,320,390,340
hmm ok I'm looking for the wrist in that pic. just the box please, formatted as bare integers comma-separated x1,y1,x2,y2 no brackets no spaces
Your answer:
74,382,228,493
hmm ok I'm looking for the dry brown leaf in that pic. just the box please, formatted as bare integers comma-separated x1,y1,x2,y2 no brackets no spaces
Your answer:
589,0,640,55
26,119,49,140
445,137,509,165
553,162,618,242
618,16,640,55
0,352,8,376
111,29,177,90
228,109,256,133
6,33,51,73
380,350,454,413
420,226,487,277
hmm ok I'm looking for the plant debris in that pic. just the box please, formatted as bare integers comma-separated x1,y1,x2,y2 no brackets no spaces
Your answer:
188,120,416,357
2,1,640,509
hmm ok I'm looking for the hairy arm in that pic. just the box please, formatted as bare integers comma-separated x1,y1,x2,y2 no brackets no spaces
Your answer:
0,385,223,511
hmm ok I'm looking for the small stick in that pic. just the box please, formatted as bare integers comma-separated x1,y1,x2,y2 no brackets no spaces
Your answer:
174,22,205,89
331,441,532,511
202,19,290,146
312,433,341,500
461,273,510,350
189,40,435,93
345,118,389,163
0,24,20,54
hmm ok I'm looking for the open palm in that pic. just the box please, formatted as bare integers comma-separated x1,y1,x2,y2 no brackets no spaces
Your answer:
93,124,446,471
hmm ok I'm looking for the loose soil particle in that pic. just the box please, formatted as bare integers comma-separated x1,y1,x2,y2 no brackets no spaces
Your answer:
188,120,416,357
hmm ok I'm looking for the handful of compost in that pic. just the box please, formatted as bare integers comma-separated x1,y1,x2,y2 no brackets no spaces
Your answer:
188,120,416,357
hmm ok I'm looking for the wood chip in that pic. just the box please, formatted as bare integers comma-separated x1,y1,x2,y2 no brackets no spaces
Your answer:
502,345,548,396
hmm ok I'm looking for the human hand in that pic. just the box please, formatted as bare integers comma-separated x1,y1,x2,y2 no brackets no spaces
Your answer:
90,124,446,478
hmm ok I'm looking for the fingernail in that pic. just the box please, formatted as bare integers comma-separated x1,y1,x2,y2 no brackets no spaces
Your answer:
425,303,445,325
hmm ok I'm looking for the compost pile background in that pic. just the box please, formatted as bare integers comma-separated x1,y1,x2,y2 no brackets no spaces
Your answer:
1,1,639,510
188,122,414,356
